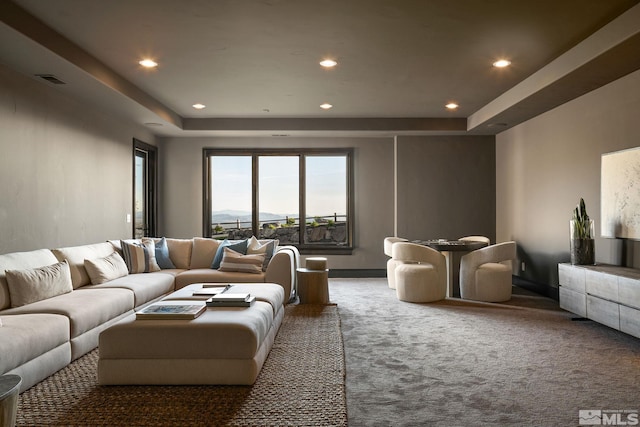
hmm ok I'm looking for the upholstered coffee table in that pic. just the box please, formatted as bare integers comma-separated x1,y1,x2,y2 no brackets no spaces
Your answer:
98,283,284,385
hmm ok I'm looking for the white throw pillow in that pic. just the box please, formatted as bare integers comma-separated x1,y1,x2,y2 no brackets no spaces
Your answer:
84,252,129,285
218,247,265,274
5,260,73,307
246,236,279,271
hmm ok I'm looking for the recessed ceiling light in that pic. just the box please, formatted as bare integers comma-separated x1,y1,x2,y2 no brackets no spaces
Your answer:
320,59,337,68
144,122,163,127
445,102,459,110
320,103,333,110
493,59,511,68
192,103,206,109
139,59,158,68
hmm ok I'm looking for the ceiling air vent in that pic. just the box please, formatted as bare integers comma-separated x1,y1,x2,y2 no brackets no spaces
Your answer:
35,74,66,85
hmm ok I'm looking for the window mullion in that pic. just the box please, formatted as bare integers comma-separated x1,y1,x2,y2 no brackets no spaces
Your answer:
252,155,259,236
299,155,306,246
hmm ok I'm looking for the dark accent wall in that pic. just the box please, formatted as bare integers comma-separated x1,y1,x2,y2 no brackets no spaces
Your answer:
397,136,496,242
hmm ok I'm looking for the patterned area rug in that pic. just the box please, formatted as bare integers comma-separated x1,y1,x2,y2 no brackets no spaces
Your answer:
16,304,347,427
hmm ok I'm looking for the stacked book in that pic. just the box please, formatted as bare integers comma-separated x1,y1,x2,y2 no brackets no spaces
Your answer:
206,292,255,307
136,303,206,320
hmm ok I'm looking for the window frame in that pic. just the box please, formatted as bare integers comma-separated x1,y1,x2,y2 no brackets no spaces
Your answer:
203,148,354,254
133,139,157,238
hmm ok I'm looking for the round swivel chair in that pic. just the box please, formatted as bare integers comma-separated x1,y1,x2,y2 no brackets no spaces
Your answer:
392,242,446,303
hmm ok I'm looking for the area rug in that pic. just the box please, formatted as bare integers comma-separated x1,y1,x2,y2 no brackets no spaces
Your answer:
16,304,347,427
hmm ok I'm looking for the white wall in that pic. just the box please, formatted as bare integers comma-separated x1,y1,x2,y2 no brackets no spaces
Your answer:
0,64,156,254
496,69,640,289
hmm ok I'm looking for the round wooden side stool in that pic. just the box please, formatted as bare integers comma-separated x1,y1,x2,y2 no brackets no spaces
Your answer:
297,257,330,304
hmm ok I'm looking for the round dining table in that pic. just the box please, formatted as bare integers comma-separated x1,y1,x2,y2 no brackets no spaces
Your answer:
412,239,489,298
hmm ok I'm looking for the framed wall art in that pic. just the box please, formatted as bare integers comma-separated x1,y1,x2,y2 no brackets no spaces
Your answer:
601,146,640,240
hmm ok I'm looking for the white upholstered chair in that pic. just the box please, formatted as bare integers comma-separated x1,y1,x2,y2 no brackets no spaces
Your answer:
459,235,490,244
459,241,516,302
392,242,446,302
384,236,408,289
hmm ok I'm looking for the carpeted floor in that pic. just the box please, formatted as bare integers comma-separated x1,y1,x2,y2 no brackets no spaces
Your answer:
15,279,640,427
16,304,347,427
330,278,640,427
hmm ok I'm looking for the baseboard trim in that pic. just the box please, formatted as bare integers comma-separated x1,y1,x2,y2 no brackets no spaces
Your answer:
513,275,558,300
329,269,386,278
325,271,557,299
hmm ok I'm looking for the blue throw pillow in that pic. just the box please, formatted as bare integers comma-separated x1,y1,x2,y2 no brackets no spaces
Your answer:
155,237,176,269
211,239,248,269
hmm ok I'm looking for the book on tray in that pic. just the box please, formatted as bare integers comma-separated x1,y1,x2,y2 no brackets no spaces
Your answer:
202,283,234,289
206,294,256,307
136,303,206,320
192,287,228,297
210,292,251,302
193,283,233,296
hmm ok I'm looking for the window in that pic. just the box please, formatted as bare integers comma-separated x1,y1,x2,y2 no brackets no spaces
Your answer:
133,139,157,238
204,148,353,253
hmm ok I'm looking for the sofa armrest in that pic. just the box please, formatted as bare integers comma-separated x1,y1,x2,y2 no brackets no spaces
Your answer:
265,247,298,303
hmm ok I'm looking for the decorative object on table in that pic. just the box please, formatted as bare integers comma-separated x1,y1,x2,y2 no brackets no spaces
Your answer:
570,198,595,265
459,235,490,244
206,292,255,307
136,303,206,320
191,286,228,297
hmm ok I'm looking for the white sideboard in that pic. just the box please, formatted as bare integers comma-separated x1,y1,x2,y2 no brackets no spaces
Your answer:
558,263,640,339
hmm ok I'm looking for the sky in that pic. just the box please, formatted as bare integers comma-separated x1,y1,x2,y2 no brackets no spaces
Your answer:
211,155,346,218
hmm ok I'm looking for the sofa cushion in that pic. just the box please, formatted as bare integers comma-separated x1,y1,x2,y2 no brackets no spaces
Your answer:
52,242,116,288
5,260,73,308
165,238,193,269
0,313,70,374
121,240,161,274
211,239,248,269
247,236,279,271
190,238,221,269
1,288,134,339
155,237,176,269
0,248,60,310
83,271,175,308
84,252,129,285
219,248,265,274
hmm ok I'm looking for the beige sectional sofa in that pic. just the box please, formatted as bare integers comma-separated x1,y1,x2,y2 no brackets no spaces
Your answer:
0,237,299,392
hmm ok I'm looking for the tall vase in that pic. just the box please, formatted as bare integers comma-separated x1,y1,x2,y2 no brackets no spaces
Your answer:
570,219,595,265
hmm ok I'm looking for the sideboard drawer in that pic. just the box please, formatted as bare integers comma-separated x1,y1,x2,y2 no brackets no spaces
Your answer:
559,286,586,318
620,305,640,339
586,270,618,301
587,295,620,330
618,276,640,310
558,263,585,292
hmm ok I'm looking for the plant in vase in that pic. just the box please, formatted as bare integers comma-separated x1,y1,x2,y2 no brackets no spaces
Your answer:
570,198,595,265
